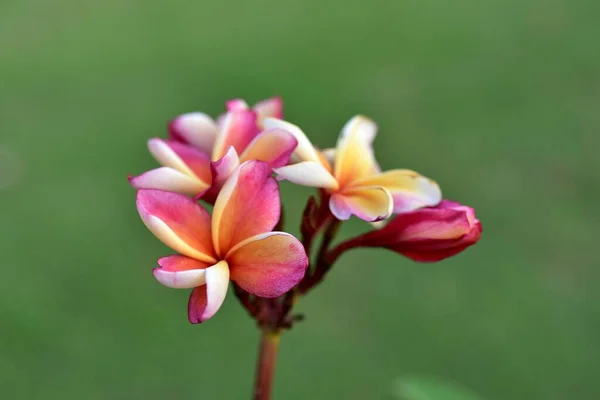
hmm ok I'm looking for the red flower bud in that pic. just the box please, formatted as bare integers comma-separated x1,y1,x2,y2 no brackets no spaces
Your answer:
349,200,481,262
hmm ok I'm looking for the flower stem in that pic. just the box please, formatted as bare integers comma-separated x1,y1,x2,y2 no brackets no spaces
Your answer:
297,218,341,294
253,330,280,400
325,236,360,266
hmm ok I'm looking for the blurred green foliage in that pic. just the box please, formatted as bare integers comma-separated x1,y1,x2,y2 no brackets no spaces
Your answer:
395,376,486,400
1,0,599,399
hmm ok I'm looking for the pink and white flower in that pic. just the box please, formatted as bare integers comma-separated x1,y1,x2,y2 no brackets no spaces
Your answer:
264,116,442,222
136,160,308,323
130,97,294,200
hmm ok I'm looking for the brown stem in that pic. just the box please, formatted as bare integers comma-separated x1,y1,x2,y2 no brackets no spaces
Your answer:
316,219,341,264
253,331,280,400
247,192,340,399
301,191,333,257
297,218,341,294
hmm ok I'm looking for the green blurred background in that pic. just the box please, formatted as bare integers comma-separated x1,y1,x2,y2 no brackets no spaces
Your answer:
1,0,598,398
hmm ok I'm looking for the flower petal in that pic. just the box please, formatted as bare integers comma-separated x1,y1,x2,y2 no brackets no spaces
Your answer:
227,232,307,298
262,118,323,164
437,200,478,227
169,112,218,155
188,260,230,323
226,99,250,111
147,139,212,184
136,190,217,263
347,200,481,262
273,161,338,189
212,161,280,256
329,186,393,221
129,167,209,196
333,115,380,187
148,138,192,175
253,97,283,126
352,169,441,213
208,144,240,188
200,147,241,204
212,109,258,160
153,255,211,289
321,148,336,165
240,128,298,168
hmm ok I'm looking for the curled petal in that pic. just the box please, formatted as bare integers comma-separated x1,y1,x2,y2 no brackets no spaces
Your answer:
352,169,441,213
147,139,212,185
273,162,338,189
136,190,217,263
129,167,209,196
169,113,218,155
330,186,393,222
263,118,322,164
240,128,298,168
212,161,280,256
153,255,210,289
350,200,482,262
253,97,283,126
334,115,380,187
212,146,240,182
202,147,241,203
212,109,258,160
188,261,230,323
226,232,308,298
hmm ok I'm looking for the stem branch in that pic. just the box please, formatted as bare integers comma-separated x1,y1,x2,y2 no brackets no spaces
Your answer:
253,331,280,400
297,218,341,294
325,237,360,266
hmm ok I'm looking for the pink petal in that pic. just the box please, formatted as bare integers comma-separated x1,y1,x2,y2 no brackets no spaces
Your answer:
329,186,393,222
188,260,230,323
353,169,441,213
226,99,250,111
153,255,211,289
436,200,479,226
333,115,380,187
168,112,218,155
211,109,258,160
227,232,307,298
147,139,212,185
129,167,209,196
253,97,284,126
273,162,338,189
136,190,217,263
210,147,241,191
211,161,280,256
200,147,241,204
240,128,298,168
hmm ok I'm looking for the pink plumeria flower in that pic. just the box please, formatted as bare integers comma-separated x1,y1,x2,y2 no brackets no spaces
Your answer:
263,116,442,222
136,160,308,323
130,97,295,200
347,200,482,261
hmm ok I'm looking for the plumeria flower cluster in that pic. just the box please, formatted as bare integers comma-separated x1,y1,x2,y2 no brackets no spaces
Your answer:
129,97,482,399
130,96,481,327
130,96,482,399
